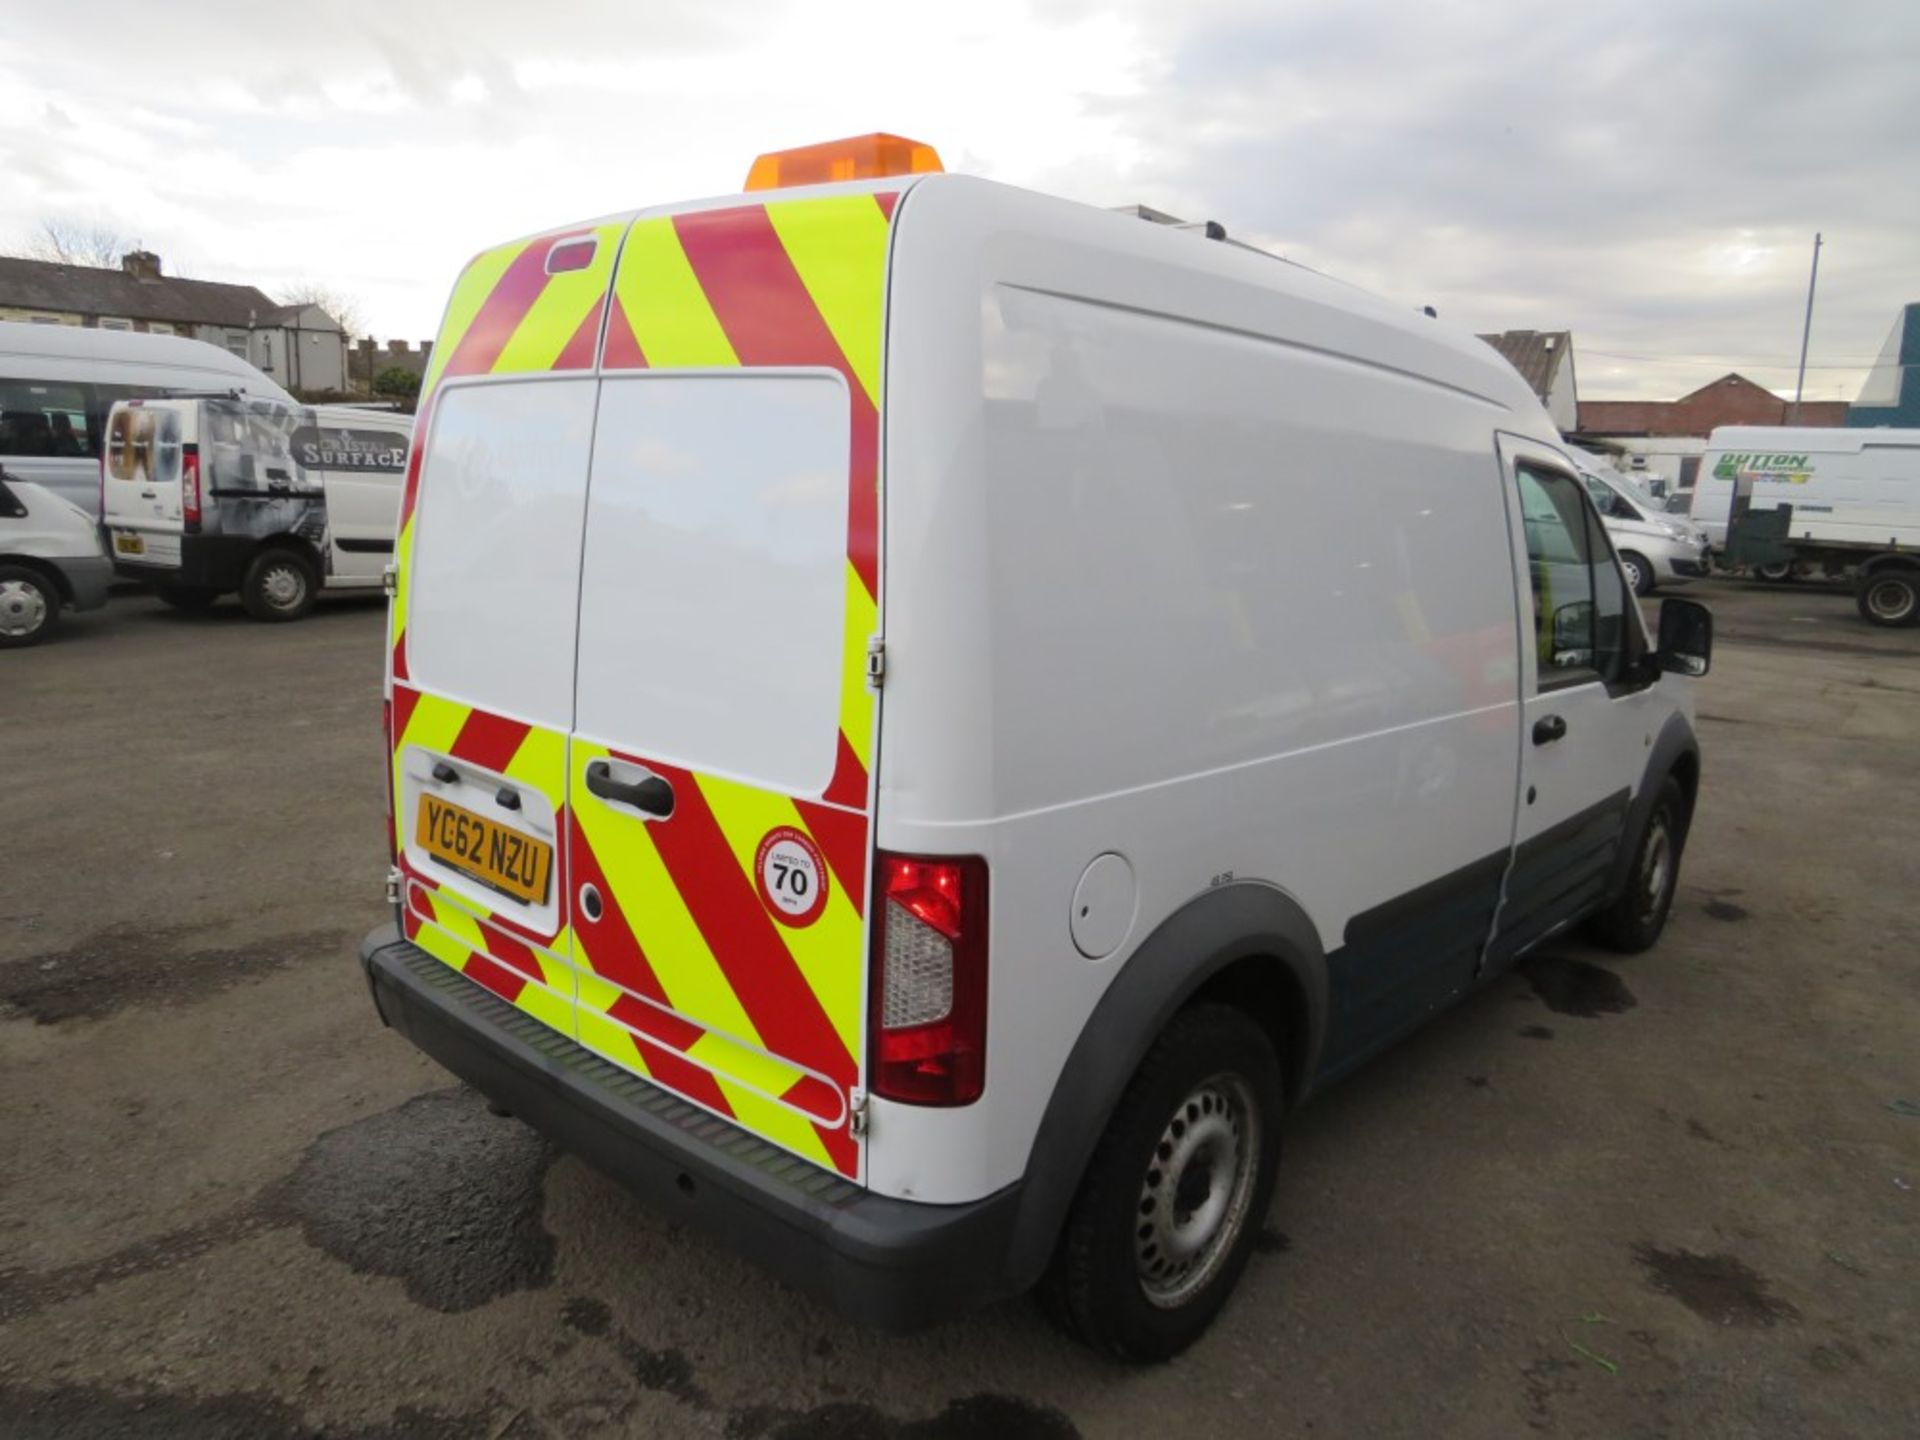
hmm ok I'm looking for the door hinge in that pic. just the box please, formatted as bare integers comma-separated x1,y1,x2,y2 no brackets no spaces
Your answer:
865,638,886,688
384,865,402,908
849,1088,870,1139
381,562,399,598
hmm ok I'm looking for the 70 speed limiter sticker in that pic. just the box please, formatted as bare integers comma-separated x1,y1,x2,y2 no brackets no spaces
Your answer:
754,826,829,928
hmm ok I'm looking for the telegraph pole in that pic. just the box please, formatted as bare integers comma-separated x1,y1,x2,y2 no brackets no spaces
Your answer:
1790,232,1822,424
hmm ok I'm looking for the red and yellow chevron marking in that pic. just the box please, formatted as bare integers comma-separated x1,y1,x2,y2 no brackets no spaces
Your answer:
601,194,893,811
391,685,577,1035
388,189,905,1178
390,220,625,673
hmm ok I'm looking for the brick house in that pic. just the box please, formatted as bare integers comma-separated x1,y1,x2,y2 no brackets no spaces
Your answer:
1575,373,1848,492
0,249,348,392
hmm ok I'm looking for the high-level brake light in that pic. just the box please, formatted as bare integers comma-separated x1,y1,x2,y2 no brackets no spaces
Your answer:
745,133,943,192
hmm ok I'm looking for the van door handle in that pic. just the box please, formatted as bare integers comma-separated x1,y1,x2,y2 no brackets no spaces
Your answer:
585,760,674,819
140,489,156,498
1532,714,1568,745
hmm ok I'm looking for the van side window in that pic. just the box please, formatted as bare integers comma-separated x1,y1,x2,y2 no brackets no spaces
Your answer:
1517,465,1628,689
0,378,94,458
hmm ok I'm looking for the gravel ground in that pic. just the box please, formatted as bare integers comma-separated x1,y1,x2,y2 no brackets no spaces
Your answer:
1,579,1916,1439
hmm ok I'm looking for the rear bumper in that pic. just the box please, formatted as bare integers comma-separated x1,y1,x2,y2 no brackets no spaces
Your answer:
359,924,1025,1330
111,534,254,591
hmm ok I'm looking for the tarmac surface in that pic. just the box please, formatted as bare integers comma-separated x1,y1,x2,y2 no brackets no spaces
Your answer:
2,578,1916,1438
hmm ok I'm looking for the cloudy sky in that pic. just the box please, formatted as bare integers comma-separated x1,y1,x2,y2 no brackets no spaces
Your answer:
3,0,1913,401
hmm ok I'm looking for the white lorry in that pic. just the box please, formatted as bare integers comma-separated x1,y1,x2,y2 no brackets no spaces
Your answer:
357,134,1713,1360
1699,425,1920,625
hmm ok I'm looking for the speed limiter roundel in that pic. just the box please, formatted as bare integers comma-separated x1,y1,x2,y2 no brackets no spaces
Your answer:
754,826,829,928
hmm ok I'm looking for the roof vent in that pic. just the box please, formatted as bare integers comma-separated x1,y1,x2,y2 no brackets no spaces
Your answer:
1543,335,1556,351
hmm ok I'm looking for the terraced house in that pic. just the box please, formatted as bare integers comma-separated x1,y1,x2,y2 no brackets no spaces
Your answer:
0,249,347,392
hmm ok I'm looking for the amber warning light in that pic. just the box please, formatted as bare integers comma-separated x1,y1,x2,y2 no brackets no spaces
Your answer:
745,133,943,191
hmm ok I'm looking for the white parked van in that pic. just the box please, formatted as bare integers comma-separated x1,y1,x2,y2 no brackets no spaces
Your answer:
0,322,291,519
0,467,111,647
358,137,1713,1360
1572,456,1711,593
100,396,409,620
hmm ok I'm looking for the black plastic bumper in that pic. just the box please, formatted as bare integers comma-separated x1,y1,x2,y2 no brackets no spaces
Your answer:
1671,557,1708,578
359,924,1025,1330
111,534,254,591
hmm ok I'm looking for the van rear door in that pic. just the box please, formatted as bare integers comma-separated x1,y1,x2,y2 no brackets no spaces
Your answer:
563,197,893,1179
101,400,188,568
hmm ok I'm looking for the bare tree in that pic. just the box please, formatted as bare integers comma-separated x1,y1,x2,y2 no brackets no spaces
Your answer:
276,281,365,339
25,218,135,268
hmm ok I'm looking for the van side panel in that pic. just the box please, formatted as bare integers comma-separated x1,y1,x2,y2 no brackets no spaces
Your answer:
874,176,1535,1203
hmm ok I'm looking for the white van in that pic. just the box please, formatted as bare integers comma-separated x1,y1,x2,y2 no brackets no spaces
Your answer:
1692,425,1920,553
0,468,112,647
357,138,1712,1360
1572,456,1711,593
0,322,291,519
100,396,409,620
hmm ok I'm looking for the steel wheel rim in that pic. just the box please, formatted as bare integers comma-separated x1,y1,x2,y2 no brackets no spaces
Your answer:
1639,816,1673,923
0,578,48,637
1866,579,1914,622
1624,557,1646,591
262,564,306,610
1135,1073,1259,1309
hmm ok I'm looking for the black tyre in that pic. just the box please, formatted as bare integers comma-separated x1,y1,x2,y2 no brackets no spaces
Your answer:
1042,1004,1282,1362
155,585,221,612
1754,560,1796,583
0,562,60,649
240,547,318,622
1618,550,1654,596
1857,569,1920,628
1588,775,1686,954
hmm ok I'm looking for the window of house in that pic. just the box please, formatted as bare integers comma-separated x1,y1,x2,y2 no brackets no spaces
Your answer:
147,323,175,336
1517,465,1631,689
226,332,250,359
98,318,133,332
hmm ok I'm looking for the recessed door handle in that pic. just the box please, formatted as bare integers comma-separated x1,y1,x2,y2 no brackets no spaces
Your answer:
1532,714,1568,746
586,760,674,819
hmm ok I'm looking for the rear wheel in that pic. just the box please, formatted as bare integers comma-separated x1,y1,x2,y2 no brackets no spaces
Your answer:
0,563,59,648
240,547,318,622
1589,775,1685,954
1042,1004,1282,1362
1754,560,1796,582
1618,550,1654,596
1857,569,1920,628
155,585,221,612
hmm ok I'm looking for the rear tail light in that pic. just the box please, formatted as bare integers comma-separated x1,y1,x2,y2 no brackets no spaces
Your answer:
869,852,988,1106
181,446,202,530
97,449,106,521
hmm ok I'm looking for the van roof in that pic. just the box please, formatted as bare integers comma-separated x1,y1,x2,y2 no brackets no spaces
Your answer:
0,320,293,402
455,173,1546,424
1705,424,1920,453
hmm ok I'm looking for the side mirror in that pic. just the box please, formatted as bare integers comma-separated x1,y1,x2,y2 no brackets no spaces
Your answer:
1658,597,1712,677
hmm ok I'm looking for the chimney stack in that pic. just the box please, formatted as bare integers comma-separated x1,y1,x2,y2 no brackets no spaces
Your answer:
120,250,162,281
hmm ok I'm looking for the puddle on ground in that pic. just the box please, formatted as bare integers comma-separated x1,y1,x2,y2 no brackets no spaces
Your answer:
1704,899,1750,922
729,1395,1082,1440
273,1088,556,1312
0,1384,492,1440
1518,957,1637,1017
0,924,346,1024
1633,1244,1800,1327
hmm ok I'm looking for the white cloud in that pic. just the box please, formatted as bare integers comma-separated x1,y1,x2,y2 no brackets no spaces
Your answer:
1,0,1911,402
